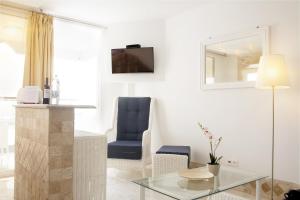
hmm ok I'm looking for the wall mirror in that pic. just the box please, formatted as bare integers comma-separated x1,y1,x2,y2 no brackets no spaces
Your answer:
200,27,269,89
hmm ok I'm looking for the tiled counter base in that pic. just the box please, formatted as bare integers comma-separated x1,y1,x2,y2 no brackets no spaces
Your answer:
14,105,84,200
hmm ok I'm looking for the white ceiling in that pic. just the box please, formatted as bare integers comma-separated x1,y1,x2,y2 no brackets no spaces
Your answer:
3,0,206,25
4,0,298,26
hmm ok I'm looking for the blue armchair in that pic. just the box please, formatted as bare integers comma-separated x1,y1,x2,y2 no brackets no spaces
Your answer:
105,97,154,177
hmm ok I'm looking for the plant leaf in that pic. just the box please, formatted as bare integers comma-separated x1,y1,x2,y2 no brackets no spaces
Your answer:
216,156,223,164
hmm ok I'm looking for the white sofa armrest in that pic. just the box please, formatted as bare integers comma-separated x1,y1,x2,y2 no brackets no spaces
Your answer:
74,132,107,200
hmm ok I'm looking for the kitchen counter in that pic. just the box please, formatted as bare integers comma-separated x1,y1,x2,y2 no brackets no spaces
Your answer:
14,104,94,200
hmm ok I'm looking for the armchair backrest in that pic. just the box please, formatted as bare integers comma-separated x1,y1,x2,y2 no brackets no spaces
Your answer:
116,97,151,141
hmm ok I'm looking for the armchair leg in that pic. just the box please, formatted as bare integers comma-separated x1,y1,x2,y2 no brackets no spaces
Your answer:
140,186,145,200
256,180,261,200
102,185,106,200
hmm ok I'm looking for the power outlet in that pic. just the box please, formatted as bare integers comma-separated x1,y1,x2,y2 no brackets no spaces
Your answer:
224,159,239,167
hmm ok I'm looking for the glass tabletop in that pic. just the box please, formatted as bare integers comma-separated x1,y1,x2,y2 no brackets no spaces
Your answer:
133,166,267,200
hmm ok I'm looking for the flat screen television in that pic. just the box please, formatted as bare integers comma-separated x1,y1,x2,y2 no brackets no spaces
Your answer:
111,47,154,73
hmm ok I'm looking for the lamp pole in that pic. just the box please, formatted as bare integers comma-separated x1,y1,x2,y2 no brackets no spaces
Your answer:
271,85,275,200
256,55,289,200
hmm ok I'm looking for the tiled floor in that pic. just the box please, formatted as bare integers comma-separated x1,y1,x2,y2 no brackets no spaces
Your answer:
0,168,168,200
0,168,256,200
107,168,170,200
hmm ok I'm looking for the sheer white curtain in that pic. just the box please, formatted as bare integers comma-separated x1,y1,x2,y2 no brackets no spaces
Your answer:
0,11,28,176
53,19,103,132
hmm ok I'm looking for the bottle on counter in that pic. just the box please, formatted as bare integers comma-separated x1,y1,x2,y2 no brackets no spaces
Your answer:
51,75,60,104
43,77,50,104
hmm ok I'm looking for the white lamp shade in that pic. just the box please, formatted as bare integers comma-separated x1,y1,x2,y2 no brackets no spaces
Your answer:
256,55,290,89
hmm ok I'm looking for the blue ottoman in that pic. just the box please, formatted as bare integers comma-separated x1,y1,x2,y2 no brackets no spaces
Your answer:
156,145,191,167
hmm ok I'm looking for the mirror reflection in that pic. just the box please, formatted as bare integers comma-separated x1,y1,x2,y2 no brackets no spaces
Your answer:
205,35,262,84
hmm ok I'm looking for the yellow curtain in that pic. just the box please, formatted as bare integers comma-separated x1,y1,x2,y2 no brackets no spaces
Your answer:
23,12,53,88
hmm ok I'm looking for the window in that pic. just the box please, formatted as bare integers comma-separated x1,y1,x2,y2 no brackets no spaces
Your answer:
53,19,102,131
0,13,26,97
0,12,27,173
53,19,102,106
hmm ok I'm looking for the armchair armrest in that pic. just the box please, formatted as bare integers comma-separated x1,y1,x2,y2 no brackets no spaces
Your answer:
105,128,116,143
105,97,118,143
142,130,151,164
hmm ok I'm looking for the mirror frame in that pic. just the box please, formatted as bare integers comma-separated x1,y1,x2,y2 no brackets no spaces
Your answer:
200,26,269,90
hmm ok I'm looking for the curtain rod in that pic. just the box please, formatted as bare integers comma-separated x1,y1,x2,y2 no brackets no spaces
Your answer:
1,2,107,29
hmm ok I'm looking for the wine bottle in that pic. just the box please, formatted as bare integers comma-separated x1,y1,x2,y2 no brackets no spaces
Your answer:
43,77,50,104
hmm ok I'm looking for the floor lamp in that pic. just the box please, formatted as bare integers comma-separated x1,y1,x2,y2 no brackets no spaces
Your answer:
256,55,289,200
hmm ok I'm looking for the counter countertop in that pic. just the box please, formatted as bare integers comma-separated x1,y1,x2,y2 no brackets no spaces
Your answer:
15,104,96,109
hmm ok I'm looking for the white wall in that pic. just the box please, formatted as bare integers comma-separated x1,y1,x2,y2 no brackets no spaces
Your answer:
102,2,300,183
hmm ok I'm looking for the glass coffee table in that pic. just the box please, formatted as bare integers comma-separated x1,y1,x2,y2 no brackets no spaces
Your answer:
133,166,267,200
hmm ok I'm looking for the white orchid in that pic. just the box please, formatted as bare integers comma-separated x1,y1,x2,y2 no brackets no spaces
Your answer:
198,122,223,165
